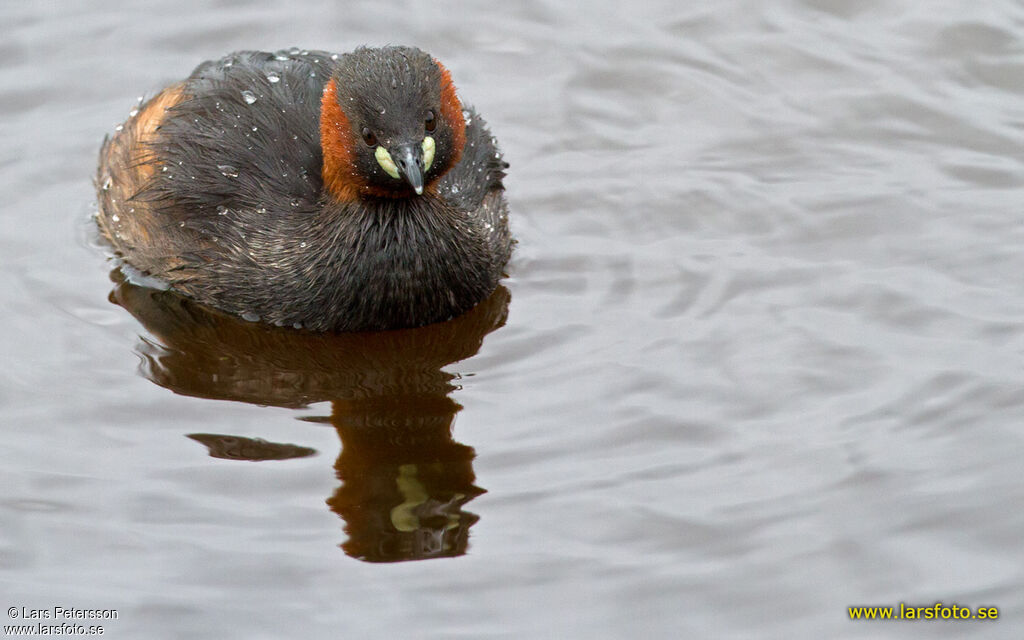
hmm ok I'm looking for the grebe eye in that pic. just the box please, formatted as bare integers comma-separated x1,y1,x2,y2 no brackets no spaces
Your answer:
425,110,436,132
361,127,377,146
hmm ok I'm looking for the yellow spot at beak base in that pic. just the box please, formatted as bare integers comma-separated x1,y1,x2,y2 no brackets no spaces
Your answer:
374,145,400,179
422,136,435,172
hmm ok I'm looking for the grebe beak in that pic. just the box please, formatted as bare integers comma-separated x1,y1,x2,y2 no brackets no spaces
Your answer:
392,143,425,195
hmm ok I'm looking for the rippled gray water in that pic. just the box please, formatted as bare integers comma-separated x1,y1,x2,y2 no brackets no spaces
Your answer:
2,1,1023,637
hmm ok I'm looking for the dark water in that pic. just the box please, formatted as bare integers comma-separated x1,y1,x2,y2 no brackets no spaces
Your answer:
3,1,1024,637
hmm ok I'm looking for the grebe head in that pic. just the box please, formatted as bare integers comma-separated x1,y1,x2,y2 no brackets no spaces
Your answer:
320,46,467,201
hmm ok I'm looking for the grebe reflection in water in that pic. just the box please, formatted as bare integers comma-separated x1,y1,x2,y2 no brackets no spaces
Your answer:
109,270,509,562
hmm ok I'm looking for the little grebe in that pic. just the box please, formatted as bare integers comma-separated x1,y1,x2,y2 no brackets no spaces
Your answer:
96,46,511,331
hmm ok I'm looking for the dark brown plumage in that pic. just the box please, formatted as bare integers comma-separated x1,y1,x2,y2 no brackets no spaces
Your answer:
96,46,511,331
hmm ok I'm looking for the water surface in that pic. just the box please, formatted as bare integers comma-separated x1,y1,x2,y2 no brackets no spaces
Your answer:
2,1,1023,637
